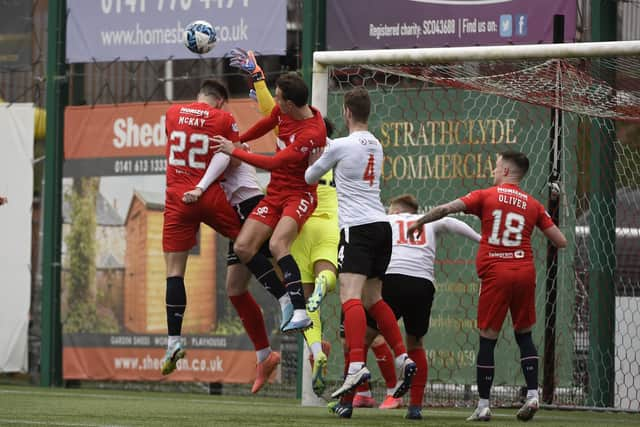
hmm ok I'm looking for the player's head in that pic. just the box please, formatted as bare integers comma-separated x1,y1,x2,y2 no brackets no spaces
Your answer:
275,73,308,113
198,79,229,109
389,194,419,214
323,117,335,139
343,87,370,127
493,149,530,185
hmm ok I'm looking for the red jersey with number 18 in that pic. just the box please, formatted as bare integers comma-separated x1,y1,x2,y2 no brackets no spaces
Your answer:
459,183,555,277
165,102,239,188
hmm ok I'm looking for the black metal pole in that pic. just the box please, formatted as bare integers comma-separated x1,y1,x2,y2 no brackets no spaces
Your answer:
542,14,564,405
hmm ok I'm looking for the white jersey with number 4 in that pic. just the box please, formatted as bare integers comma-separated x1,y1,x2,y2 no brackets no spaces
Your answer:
386,213,481,281
305,130,386,229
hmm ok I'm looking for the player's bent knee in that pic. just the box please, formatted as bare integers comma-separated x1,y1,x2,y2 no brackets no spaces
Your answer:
233,241,257,263
268,240,289,260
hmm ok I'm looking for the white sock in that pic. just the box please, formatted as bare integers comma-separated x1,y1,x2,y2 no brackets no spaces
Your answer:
348,361,364,375
168,335,181,349
290,308,308,321
278,295,291,311
526,389,539,400
310,341,323,359
478,398,490,409
356,390,372,397
386,387,396,396
394,353,408,370
256,347,271,364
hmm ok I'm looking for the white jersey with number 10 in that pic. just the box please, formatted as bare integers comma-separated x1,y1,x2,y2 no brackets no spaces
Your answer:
386,213,481,282
305,130,386,230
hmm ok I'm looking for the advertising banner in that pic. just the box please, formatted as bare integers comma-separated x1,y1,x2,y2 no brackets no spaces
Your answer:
0,103,34,373
327,0,576,50
0,0,32,70
66,0,286,63
62,101,280,382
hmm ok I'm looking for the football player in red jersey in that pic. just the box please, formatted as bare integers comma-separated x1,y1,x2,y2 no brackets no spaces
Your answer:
214,73,326,334
408,150,567,422
160,79,243,376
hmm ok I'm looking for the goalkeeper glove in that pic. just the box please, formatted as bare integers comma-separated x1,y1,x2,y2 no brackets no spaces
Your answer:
228,48,264,82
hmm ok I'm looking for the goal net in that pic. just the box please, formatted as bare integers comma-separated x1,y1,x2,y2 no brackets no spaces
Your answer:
304,41,640,410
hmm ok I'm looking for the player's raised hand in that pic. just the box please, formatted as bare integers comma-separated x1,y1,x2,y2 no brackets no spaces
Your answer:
227,48,264,81
182,187,203,204
212,135,236,155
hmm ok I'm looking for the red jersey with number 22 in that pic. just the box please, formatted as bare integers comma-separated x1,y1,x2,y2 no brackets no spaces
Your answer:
459,183,555,278
165,102,239,188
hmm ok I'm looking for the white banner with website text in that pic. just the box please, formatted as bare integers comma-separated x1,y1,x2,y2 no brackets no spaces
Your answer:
0,103,33,373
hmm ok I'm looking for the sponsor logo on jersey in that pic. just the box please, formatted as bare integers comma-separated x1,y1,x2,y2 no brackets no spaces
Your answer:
255,206,269,217
179,107,210,117
231,122,239,132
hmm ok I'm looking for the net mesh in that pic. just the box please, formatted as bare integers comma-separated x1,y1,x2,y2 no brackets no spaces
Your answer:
311,53,640,410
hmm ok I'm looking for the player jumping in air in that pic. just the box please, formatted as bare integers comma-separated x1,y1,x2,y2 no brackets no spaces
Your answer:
160,80,243,375
214,73,326,335
228,48,338,396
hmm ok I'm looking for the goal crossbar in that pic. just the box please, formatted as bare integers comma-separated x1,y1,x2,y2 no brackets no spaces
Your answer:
313,40,640,69
311,40,640,116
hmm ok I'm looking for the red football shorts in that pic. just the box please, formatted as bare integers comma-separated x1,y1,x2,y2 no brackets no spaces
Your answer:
247,191,317,230
477,263,537,332
163,182,241,252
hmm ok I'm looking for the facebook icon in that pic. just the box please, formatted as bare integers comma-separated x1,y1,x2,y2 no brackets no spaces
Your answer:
499,14,512,37
515,14,528,36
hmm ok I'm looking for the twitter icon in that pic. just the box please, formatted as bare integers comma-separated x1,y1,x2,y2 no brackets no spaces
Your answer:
499,14,512,37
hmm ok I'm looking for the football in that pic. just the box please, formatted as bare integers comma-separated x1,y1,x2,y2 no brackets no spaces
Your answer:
184,20,217,54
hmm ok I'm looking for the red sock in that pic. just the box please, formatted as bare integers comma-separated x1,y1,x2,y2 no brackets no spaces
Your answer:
342,299,366,363
368,300,406,356
229,292,269,351
408,348,428,407
372,340,397,389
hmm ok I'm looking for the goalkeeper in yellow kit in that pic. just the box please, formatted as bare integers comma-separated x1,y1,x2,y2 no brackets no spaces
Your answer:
229,48,338,397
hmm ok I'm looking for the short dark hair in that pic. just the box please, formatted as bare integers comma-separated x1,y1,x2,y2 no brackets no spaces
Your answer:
275,73,308,107
199,79,229,102
389,194,419,214
500,149,529,176
344,87,370,123
323,117,335,138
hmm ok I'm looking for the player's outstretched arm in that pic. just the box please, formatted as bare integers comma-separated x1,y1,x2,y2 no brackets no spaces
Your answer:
229,48,275,117
438,217,481,243
213,135,306,171
182,153,230,204
408,199,466,238
305,146,338,184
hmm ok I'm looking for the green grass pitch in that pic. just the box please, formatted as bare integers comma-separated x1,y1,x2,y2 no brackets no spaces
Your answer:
0,384,638,426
